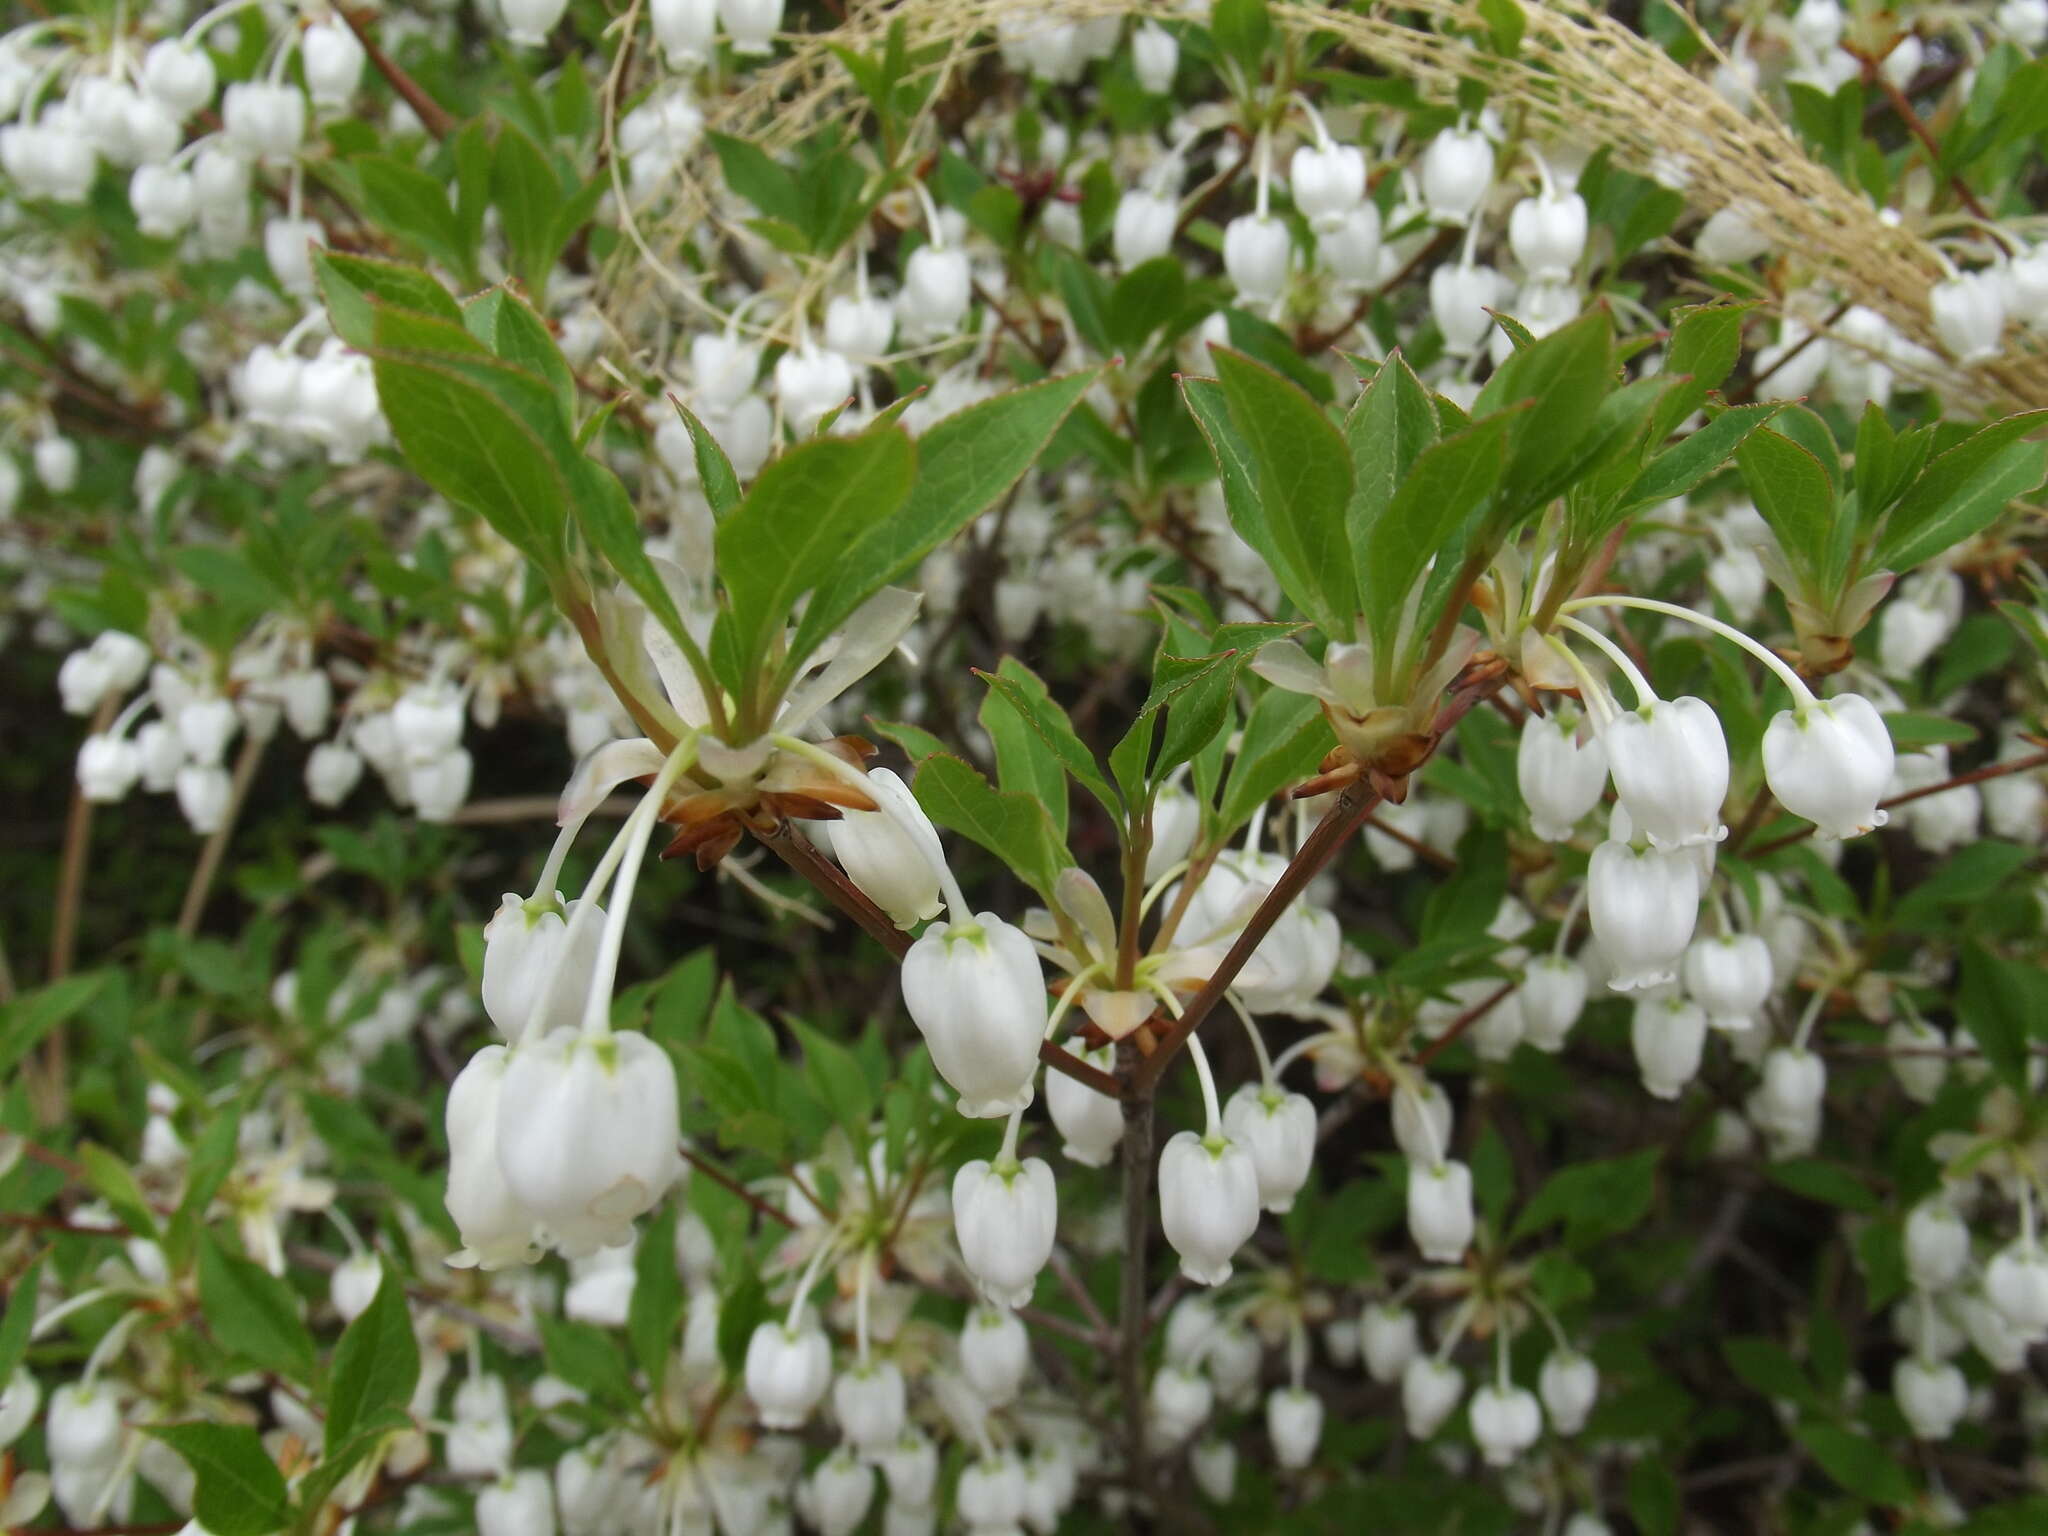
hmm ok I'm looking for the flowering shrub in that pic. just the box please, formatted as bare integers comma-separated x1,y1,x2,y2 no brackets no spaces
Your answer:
5,0,2048,1532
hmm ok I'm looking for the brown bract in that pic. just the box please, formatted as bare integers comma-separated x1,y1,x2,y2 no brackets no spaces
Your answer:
656,735,880,869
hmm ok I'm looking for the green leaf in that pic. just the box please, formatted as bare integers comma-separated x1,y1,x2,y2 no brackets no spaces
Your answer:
1737,426,1835,582
629,1207,683,1394
0,972,106,1078
1721,1336,1815,1406
1218,687,1335,834
1767,1158,1878,1213
1361,410,1513,659
909,754,1071,897
981,672,1070,839
1649,300,1754,440
1107,256,1187,353
1877,412,2048,571
537,1312,637,1408
714,427,918,686
976,659,1121,827
1343,352,1439,641
1852,404,1931,522
1211,0,1272,74
198,1235,317,1383
668,395,742,515
1472,308,1615,512
356,156,471,277
1622,400,1785,510
707,132,807,231
1795,1422,1915,1507
0,1259,43,1389
1477,0,1525,53
1956,941,2047,1089
148,1423,290,1536
325,1258,420,1454
80,1141,160,1240
313,250,463,350
492,124,568,296
790,1019,877,1140
463,285,575,425
716,1268,770,1378
1182,374,1305,608
1214,347,1356,634
1510,1148,1659,1249
792,366,1103,662
1628,1459,1680,1536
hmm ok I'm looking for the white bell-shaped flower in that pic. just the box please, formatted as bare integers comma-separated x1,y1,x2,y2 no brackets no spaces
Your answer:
301,21,366,108
1588,840,1698,991
774,344,855,433
1420,124,1494,223
306,741,364,806
1519,955,1587,1051
1400,1356,1464,1438
0,1367,41,1453
1391,1079,1453,1165
1538,1351,1598,1434
1190,1436,1237,1502
137,721,182,792
142,40,216,117
131,164,196,237
495,1029,682,1256
824,768,944,928
1158,1130,1260,1285
718,0,784,55
1985,1241,2048,1335
1469,1383,1543,1466
1223,213,1291,303
1406,1158,1473,1263
175,762,231,834
330,1252,383,1323
1931,270,2006,365
444,1045,541,1269
1630,994,1707,1100
745,1310,832,1428
1508,189,1587,281
1603,695,1728,849
1290,141,1366,232
1132,23,1179,93
176,696,238,765
1362,1304,1419,1383
481,894,604,1045
804,1449,875,1536
1430,259,1502,355
46,1383,122,1468
1047,1043,1122,1166
392,683,464,764
689,331,761,409
1112,188,1176,272
952,1155,1057,1308
825,291,894,360
1761,694,1894,839
1148,1364,1213,1446
476,1469,556,1536
959,1305,1029,1405
898,244,970,340
78,734,141,803
220,81,306,161
878,1429,939,1505
1681,933,1772,1031
957,1454,1026,1535
411,747,474,822
1760,1047,1826,1120
1318,202,1383,286
1904,1199,1970,1292
1894,1356,1968,1440
500,0,571,45
833,1360,907,1452
900,913,1046,1118
1518,708,1608,840
1265,1386,1324,1469
651,0,718,67
1221,1083,1315,1213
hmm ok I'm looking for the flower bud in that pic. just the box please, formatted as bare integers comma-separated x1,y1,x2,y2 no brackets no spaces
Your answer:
1469,1383,1542,1466
1112,188,1176,272
1223,213,1291,303
901,914,1046,1118
1509,189,1587,281
1222,1083,1315,1213
825,291,894,360
1420,124,1494,223
445,1046,541,1269
952,1155,1057,1308
1630,994,1707,1100
1400,1356,1464,1438
47,1383,122,1469
476,1469,555,1536
1518,707,1608,840
718,0,784,55
1762,694,1894,839
78,734,141,802
1985,1241,2048,1334
1905,1199,1970,1292
1146,783,1200,882
496,1029,682,1256
501,0,571,45
1407,1158,1473,1263
957,1454,1025,1534
1190,1436,1236,1502
1148,1364,1213,1446
1290,142,1366,232
805,1449,875,1536
330,1251,383,1323
824,768,944,928
1604,695,1728,849
1519,954,1587,1051
774,344,855,433
1132,23,1178,93
482,894,604,1045
898,244,970,340
306,741,364,806
1539,1351,1598,1434
277,669,332,740
1158,1130,1260,1285
1317,202,1383,286
302,21,366,108
745,1311,831,1428
1046,1042,1122,1166
142,40,216,118
833,1360,907,1451
1266,1385,1324,1469
1430,260,1502,355
1391,1078,1453,1165
1588,841,1699,991
1681,933,1773,1031
175,762,232,833
1894,1356,1967,1440
137,721,182,791
960,1305,1029,1405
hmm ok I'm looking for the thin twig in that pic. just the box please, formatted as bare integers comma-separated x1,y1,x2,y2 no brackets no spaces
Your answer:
1116,1044,1156,1505
1415,980,1515,1066
1748,748,2048,857
339,7,455,139
679,1143,798,1229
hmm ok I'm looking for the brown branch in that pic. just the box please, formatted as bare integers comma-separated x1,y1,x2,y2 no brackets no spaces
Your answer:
1748,748,2048,857
1040,1038,1122,1099
752,819,911,958
1854,48,1989,220
339,7,455,140
1116,1042,1156,1505
679,1143,798,1229
1298,225,1460,354
1363,810,1457,871
1415,980,1515,1066
1727,299,1851,407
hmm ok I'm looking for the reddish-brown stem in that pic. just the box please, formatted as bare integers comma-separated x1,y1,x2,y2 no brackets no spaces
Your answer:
340,7,455,140
753,819,911,958
1363,810,1457,871
679,1143,797,1229
1416,981,1515,1066
1855,49,1989,220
